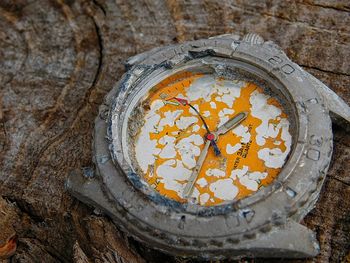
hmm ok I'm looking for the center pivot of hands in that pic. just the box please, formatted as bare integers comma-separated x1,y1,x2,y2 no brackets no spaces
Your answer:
205,133,221,156
206,133,216,141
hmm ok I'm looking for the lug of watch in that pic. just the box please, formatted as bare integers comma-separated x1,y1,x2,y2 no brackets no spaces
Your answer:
304,71,350,126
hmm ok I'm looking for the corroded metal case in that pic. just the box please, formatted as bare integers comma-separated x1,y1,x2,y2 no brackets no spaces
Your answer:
66,33,350,260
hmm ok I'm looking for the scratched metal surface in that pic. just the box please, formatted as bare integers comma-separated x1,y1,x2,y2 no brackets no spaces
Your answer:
0,0,349,262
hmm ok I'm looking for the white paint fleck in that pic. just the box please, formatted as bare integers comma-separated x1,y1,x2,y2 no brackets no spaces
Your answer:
258,148,286,169
232,125,251,143
192,187,200,200
203,111,211,117
218,108,235,127
206,168,226,177
135,100,164,172
221,94,234,107
266,123,280,139
210,101,217,109
176,116,198,130
199,193,210,205
176,134,204,169
226,143,242,155
189,104,199,115
249,90,282,146
186,76,216,102
280,118,292,151
150,99,165,112
239,171,267,191
258,118,292,169
156,160,191,197
196,177,208,187
215,79,243,107
249,171,268,181
186,75,244,107
175,93,186,100
230,166,267,191
230,166,249,180
158,110,183,131
209,179,238,200
192,124,200,132
215,96,222,102
158,135,176,159
223,108,234,115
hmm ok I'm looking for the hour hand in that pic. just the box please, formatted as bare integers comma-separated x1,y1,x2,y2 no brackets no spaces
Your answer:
216,111,248,136
183,139,211,198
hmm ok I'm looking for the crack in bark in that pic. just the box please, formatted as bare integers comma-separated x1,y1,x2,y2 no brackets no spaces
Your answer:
90,14,104,92
5,0,105,193
301,1,350,13
4,196,44,223
92,0,106,16
329,176,350,187
27,50,102,190
1,0,95,191
2,196,72,262
29,3,106,174
20,237,70,263
301,64,350,77
229,2,350,36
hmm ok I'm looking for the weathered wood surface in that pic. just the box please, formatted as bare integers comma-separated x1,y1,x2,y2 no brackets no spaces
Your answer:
0,0,349,262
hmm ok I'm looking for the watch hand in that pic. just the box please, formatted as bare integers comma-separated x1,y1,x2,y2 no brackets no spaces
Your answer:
205,133,221,156
215,111,248,136
205,112,248,157
182,112,248,198
210,139,221,156
183,139,211,198
170,97,222,156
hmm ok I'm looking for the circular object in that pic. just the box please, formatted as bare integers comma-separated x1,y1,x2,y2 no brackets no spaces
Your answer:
123,69,292,205
67,33,350,259
206,133,215,141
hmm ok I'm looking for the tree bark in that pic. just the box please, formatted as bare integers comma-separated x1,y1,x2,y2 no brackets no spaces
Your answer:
0,0,349,262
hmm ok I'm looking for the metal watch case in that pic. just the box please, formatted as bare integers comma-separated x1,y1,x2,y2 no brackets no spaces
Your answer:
66,33,350,260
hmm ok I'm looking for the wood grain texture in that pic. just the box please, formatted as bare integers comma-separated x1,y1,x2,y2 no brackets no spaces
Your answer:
0,0,349,262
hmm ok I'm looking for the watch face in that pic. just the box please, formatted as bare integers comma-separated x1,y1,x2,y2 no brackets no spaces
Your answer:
129,70,292,206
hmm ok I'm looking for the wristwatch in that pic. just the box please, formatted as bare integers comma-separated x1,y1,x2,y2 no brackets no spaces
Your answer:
66,33,350,259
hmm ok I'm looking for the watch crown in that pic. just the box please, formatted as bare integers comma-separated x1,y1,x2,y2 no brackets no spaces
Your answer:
242,33,264,45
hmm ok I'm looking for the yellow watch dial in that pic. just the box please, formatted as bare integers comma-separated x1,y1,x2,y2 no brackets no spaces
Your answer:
133,71,292,206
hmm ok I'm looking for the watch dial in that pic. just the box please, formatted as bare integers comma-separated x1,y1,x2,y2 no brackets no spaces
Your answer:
130,71,292,206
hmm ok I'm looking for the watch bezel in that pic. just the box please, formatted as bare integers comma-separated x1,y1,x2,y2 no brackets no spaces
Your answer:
88,36,332,253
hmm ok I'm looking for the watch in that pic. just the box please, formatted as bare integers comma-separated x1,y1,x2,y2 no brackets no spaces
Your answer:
66,33,350,259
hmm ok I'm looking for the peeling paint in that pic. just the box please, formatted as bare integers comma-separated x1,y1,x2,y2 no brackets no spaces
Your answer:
133,72,292,205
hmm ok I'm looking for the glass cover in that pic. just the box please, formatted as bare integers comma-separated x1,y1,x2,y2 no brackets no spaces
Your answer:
129,71,292,206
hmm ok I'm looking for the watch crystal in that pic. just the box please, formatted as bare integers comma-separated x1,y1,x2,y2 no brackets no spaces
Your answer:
131,71,292,206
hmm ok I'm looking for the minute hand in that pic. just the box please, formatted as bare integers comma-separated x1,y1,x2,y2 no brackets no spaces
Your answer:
183,139,211,198
215,111,248,136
